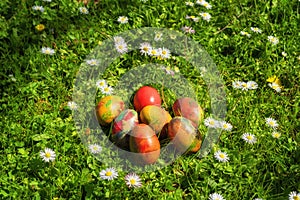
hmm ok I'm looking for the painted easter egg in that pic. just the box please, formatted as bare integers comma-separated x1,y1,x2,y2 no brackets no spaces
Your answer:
133,86,161,112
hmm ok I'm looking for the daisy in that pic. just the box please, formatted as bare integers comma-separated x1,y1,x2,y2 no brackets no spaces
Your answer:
163,66,175,76
267,36,279,45
240,31,251,37
148,48,159,57
113,36,125,44
268,82,281,92
199,12,211,21
186,15,200,22
185,1,194,6
67,101,78,110
240,81,249,91
125,173,142,188
204,117,219,128
139,42,152,55
99,167,118,180
154,32,163,41
196,0,206,5
40,148,56,162
158,47,171,59
250,27,262,33
241,133,257,144
246,81,258,90
232,81,243,89
41,47,55,55
32,6,44,12
43,0,52,2
79,7,89,14
96,79,107,89
86,59,98,66
265,117,279,128
281,51,287,57
202,2,212,9
174,66,180,73
181,26,195,34
219,121,233,131
289,191,300,200
118,16,128,24
214,150,229,162
101,85,114,95
115,42,128,54
272,131,281,139
209,193,225,200
88,144,102,154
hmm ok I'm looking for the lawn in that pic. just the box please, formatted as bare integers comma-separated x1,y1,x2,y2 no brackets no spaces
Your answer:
0,0,299,199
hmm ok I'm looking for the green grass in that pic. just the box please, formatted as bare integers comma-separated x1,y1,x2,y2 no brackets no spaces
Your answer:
0,0,299,199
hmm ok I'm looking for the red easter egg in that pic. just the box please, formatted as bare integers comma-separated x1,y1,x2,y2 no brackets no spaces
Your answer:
133,86,161,112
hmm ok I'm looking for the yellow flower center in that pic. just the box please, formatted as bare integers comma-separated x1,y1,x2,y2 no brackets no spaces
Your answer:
219,153,225,159
209,121,215,125
104,87,110,92
105,171,112,176
293,196,299,200
246,135,253,140
130,179,136,185
269,121,275,126
45,152,51,158
45,49,51,54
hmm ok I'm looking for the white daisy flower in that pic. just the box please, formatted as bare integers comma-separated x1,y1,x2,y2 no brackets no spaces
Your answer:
115,42,128,54
268,82,281,92
101,85,114,95
232,81,243,89
209,193,225,200
219,121,233,131
199,12,211,21
241,133,257,144
88,144,102,154
181,26,195,34
240,31,251,37
267,36,279,45
186,15,200,22
67,101,78,110
202,2,212,9
113,36,125,44
86,59,98,66
161,66,175,76
41,47,55,55
158,47,171,59
196,0,206,5
289,191,300,200
139,42,152,55
96,79,107,89
272,131,281,139
42,0,52,2
265,117,279,128
117,16,128,24
40,148,56,162
250,27,262,33
125,173,142,188
185,1,194,6
99,167,118,180
240,81,249,91
32,6,44,12
204,117,219,128
148,48,159,57
281,51,287,57
154,32,163,41
79,7,89,14
214,150,230,162
246,81,258,90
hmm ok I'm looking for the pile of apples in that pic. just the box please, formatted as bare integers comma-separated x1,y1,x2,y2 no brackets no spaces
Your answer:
96,86,204,165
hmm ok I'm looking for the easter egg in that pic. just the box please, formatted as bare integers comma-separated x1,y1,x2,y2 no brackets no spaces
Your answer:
167,117,201,153
140,105,172,134
133,86,161,112
112,109,138,149
172,97,204,128
129,124,160,165
96,96,125,126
